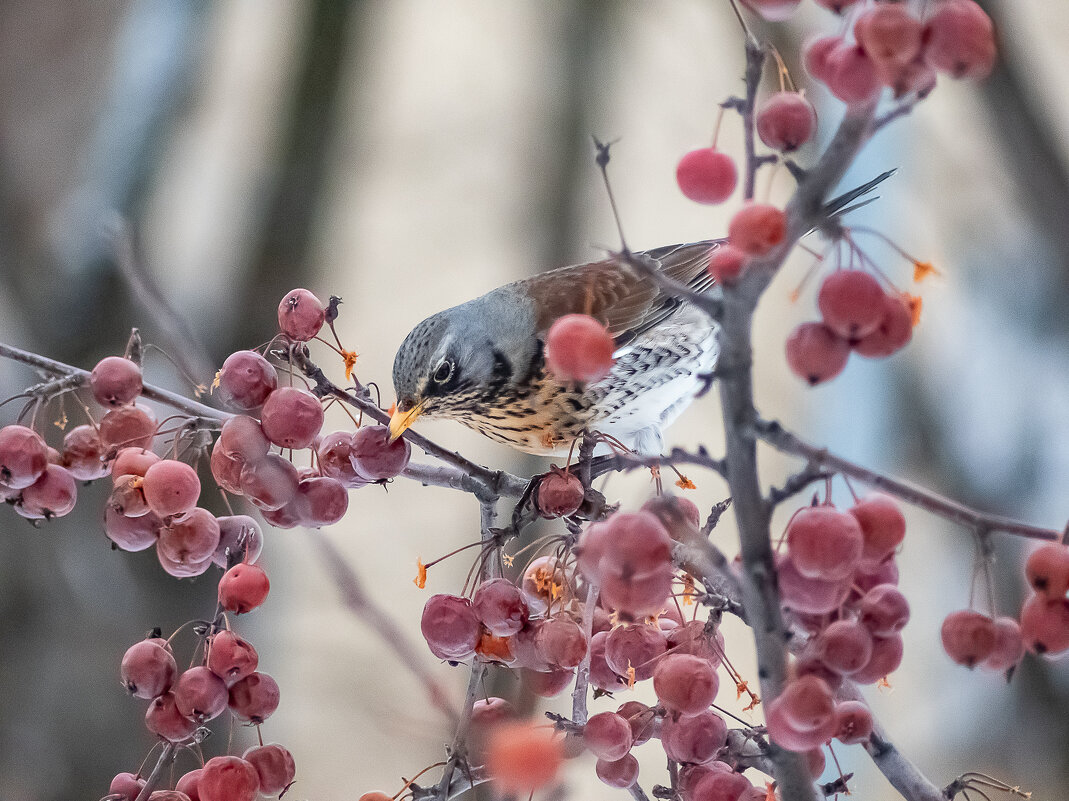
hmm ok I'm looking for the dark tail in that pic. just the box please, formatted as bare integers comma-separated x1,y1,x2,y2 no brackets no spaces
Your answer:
823,169,897,217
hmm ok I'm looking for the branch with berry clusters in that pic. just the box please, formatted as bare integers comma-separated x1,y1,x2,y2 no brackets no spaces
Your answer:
1,2,1064,801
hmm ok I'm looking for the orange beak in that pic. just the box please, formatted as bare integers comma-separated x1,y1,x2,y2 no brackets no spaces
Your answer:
388,400,424,442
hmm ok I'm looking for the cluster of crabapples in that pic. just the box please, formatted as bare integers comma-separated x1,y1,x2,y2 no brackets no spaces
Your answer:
109,617,293,801
407,491,911,798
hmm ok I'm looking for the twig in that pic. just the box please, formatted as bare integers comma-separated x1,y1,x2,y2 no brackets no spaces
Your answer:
434,662,487,800
312,533,459,725
571,581,601,725
131,742,176,801
754,418,1061,541
740,38,765,200
767,463,831,508
0,341,228,423
588,446,727,482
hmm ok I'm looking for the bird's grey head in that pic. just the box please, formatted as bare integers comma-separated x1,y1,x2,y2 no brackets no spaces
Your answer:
389,290,539,438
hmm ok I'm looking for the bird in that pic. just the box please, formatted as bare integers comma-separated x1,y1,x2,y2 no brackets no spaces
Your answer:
389,240,722,457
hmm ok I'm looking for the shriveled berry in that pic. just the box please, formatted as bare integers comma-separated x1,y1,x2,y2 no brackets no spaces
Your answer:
218,416,270,463
242,744,295,794
421,594,481,660
350,425,411,481
535,615,587,669
145,692,198,742
122,639,178,699
0,424,48,489
317,430,367,487
676,148,737,205
545,314,615,383
62,424,109,480
756,92,817,152
212,514,263,568
199,755,260,801
293,475,348,527
728,203,786,256
536,468,584,518
219,563,270,613
158,508,221,567
278,288,326,341
473,577,529,636
785,322,850,385
207,630,259,687
99,403,157,451
105,505,161,551
604,623,667,681
90,356,143,407
18,464,77,519
228,671,281,723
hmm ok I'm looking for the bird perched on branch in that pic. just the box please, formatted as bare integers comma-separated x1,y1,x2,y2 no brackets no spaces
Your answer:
389,171,894,457
390,241,720,456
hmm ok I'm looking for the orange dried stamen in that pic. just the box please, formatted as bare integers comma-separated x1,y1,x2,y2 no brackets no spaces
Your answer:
210,371,221,393
414,559,427,589
626,664,636,689
877,676,893,691
341,349,359,381
912,260,941,283
905,293,923,327
764,781,778,801
675,475,696,490
680,574,697,607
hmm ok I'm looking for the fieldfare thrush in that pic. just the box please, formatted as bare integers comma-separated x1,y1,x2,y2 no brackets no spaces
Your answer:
389,240,720,456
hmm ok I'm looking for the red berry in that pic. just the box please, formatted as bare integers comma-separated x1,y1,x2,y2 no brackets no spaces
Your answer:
62,424,109,481
813,0,859,12
18,464,77,519
174,770,202,800
293,475,349,527
99,403,158,451
777,555,850,615
941,609,997,667
779,675,836,732
923,0,996,79
260,386,325,450
982,616,1025,672
198,756,260,801
728,203,786,256
216,351,277,411
109,772,146,800
583,711,633,761
534,615,588,669
207,630,259,687
521,666,575,698
218,416,270,463
158,508,221,568
818,270,887,340
242,744,295,794
228,671,281,723
604,623,667,681
853,291,914,358
90,356,143,407
0,424,48,489
142,459,201,517
122,639,178,699
785,322,850,385
545,314,615,383
218,563,270,613
595,754,640,789
535,468,584,518
210,444,244,495
690,768,754,801
1020,594,1069,656
834,699,873,745
472,577,529,636
850,493,907,566
421,594,481,660
111,447,160,481
858,584,911,636
803,35,843,83
278,288,326,341
105,504,162,551
851,633,904,684
485,722,563,793
825,44,882,104
239,453,300,510
854,4,923,68
174,666,229,721
814,619,873,675
660,709,727,764
756,92,817,152
676,148,738,205
765,693,835,752
145,692,198,742
1025,543,1069,599
707,245,748,284
350,424,412,481
654,652,719,715
316,430,367,488
785,505,864,581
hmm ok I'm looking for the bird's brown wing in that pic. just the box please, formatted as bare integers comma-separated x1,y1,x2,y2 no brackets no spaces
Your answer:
521,240,721,344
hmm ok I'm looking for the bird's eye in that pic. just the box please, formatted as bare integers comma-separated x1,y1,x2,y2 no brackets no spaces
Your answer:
432,360,454,383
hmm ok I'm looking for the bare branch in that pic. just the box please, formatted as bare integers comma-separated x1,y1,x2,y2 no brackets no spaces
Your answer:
754,418,1061,541
131,743,176,801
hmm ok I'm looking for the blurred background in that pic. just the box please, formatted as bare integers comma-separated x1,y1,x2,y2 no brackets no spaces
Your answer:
0,1,1066,799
